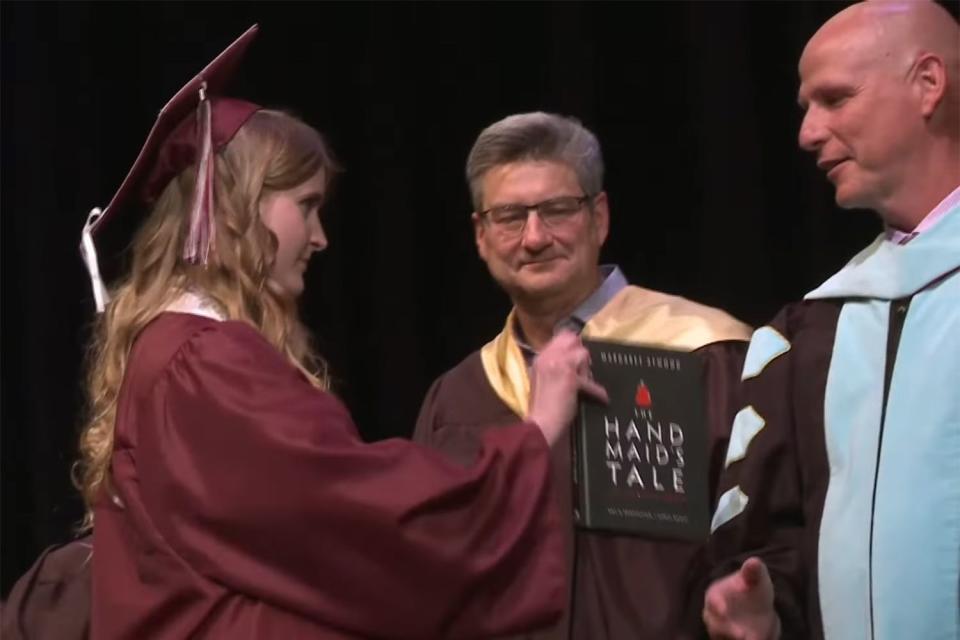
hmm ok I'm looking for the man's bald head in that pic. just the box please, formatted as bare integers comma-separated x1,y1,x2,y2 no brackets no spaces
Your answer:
806,1,958,75
797,1,959,228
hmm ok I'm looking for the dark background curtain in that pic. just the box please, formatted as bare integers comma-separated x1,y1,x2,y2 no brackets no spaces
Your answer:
3,0,953,595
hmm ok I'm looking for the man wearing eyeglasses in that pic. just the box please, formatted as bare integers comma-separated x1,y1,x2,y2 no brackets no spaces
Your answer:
414,111,752,639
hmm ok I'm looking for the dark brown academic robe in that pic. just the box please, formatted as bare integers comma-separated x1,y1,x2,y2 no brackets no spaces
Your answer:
2,537,92,640
706,301,839,639
710,290,960,639
712,214,960,639
92,312,566,639
414,342,747,640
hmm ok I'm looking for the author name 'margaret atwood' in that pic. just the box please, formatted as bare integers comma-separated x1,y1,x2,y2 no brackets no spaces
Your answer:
574,339,710,541
597,350,683,371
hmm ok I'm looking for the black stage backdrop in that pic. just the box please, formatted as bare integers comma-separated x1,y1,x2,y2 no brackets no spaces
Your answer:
5,0,951,595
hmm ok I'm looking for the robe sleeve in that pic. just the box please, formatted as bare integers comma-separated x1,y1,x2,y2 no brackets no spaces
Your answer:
412,375,442,447
669,339,749,639
135,322,565,639
697,340,750,505
707,306,809,638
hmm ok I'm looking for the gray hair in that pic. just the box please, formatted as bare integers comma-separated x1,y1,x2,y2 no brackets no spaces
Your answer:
465,112,605,211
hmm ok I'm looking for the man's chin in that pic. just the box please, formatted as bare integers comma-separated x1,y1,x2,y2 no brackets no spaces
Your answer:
512,274,570,300
834,195,856,209
832,179,872,211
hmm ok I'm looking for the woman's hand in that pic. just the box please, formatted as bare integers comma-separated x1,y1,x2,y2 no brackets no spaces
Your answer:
527,331,608,446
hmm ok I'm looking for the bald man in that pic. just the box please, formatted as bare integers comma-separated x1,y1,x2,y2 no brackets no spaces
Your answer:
702,2,960,639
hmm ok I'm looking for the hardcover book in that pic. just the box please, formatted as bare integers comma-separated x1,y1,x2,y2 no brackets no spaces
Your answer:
572,338,709,540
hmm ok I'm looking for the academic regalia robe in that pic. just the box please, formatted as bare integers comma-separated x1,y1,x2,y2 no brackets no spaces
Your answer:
2,537,92,640
92,312,566,639
710,203,960,639
415,286,751,639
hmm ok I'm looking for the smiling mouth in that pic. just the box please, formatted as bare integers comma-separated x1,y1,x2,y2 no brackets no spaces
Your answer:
521,257,560,268
818,158,848,178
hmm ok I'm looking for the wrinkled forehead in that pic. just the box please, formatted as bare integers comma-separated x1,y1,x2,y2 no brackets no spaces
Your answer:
480,160,582,205
804,1,922,77
483,159,579,187
798,23,883,95
804,21,878,71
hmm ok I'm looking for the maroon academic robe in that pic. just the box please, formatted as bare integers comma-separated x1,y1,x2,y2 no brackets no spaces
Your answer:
414,342,746,640
92,313,565,639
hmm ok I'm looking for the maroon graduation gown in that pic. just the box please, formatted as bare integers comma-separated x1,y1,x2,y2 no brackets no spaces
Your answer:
414,341,747,640
92,312,565,639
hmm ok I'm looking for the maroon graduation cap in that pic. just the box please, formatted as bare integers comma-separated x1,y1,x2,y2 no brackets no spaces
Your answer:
80,25,262,312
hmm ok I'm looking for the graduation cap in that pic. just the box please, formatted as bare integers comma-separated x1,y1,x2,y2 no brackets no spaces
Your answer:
80,25,262,312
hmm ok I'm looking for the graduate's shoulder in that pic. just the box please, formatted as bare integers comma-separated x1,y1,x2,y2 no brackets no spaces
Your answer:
129,312,281,385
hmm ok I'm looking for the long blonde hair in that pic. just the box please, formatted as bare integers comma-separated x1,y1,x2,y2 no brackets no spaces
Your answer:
75,110,337,527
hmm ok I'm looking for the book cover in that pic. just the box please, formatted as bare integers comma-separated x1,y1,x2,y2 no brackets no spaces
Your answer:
572,338,709,540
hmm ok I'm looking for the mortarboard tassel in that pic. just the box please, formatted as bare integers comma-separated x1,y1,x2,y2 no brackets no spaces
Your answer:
80,207,111,313
183,83,216,265
79,27,260,315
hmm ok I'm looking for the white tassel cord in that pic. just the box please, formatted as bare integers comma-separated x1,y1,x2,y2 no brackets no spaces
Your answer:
80,207,110,313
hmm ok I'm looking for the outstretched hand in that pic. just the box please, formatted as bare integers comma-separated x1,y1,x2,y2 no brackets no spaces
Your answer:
703,557,780,640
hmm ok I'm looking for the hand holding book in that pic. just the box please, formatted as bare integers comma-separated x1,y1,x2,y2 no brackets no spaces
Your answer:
528,331,609,447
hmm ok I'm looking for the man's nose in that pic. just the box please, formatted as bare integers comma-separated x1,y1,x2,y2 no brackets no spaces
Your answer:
520,211,552,251
798,107,827,152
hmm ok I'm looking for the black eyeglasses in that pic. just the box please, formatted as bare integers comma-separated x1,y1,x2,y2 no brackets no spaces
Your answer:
479,194,593,236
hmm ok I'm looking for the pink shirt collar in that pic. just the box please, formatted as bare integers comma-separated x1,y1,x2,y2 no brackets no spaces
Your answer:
886,184,960,245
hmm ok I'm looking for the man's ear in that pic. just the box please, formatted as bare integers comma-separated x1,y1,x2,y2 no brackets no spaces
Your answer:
591,192,611,247
912,52,948,118
472,212,488,260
